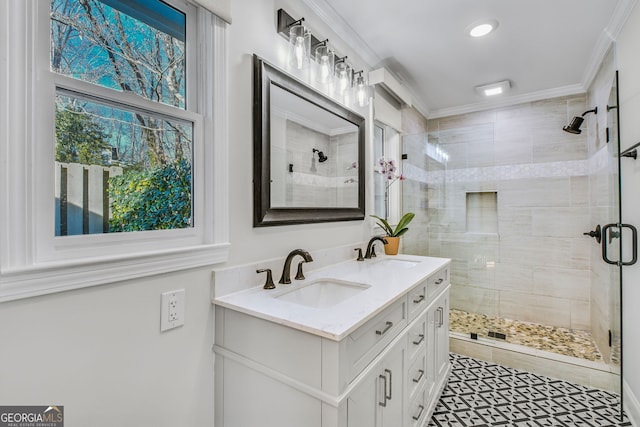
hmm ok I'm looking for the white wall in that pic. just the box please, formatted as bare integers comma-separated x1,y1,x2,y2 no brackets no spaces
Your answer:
0,268,215,426
616,2,640,423
226,0,373,265
0,0,374,426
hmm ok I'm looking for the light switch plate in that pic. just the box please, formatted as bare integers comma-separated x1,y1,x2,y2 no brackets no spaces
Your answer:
161,289,185,332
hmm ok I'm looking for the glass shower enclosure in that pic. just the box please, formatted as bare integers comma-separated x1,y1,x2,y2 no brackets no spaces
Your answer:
401,71,636,401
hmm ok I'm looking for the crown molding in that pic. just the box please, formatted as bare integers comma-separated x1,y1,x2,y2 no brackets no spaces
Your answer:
301,0,637,122
427,84,586,119
301,0,381,68
581,0,637,90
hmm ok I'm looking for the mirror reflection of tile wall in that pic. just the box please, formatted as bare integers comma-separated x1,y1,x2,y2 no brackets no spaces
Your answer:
271,117,358,208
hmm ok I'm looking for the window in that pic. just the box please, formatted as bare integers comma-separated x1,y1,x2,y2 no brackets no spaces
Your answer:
0,0,229,301
373,122,401,223
51,0,192,236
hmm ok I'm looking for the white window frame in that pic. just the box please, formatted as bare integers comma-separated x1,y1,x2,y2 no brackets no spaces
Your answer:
0,0,229,301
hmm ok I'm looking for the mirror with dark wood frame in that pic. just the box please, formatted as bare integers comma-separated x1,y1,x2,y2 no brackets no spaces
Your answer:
253,54,366,227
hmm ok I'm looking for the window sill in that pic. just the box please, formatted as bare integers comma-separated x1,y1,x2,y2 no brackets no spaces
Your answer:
0,243,229,302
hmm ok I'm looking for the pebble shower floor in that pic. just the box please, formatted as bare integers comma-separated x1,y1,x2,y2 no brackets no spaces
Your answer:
428,353,631,426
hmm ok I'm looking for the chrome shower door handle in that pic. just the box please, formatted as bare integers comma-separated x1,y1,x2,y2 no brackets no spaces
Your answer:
602,223,638,266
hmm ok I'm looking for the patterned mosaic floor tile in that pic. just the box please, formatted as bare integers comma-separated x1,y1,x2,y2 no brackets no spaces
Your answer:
427,353,630,427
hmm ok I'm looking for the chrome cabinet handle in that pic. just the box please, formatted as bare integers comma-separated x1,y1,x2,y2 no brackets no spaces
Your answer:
413,294,425,304
412,369,424,383
378,373,387,407
412,334,425,345
412,404,425,421
436,307,444,327
376,321,393,336
435,278,444,284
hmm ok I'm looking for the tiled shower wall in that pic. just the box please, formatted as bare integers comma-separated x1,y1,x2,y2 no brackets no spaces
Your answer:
271,118,358,207
402,95,593,331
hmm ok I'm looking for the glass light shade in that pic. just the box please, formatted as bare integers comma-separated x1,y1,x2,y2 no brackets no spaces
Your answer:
288,24,310,70
335,62,352,95
354,74,372,107
315,45,334,84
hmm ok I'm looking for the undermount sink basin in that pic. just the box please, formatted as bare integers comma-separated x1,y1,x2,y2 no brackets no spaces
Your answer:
372,258,419,269
275,279,370,309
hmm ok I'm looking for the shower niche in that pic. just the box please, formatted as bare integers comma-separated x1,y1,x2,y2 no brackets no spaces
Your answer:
465,192,498,234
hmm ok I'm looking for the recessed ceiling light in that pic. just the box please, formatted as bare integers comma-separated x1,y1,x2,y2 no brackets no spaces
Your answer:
466,19,499,38
475,80,511,97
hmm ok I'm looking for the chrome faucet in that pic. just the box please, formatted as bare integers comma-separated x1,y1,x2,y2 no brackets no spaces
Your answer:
364,236,388,259
279,249,314,284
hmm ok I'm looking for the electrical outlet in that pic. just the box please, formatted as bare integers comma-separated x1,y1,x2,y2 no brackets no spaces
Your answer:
161,289,185,332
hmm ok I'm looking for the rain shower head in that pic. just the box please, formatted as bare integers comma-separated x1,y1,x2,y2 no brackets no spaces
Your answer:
563,107,597,134
313,148,328,163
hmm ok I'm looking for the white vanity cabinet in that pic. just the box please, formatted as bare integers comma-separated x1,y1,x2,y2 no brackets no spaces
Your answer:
214,257,451,427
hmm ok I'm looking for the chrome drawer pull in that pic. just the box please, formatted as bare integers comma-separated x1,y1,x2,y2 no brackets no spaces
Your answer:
412,334,425,345
376,321,393,336
412,404,425,421
413,294,425,304
412,369,424,383
434,278,444,285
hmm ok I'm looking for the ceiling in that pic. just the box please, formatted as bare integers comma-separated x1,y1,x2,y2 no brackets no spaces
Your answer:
309,0,634,118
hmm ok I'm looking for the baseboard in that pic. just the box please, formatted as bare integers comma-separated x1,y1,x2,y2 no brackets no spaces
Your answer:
624,380,640,426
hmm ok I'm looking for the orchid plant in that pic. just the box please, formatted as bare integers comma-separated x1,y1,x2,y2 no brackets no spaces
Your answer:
377,157,404,184
375,157,405,220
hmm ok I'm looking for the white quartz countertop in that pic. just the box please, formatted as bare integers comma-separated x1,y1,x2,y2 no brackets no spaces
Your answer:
214,254,451,341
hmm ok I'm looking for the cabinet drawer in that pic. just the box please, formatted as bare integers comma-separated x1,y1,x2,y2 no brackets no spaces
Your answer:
344,297,407,382
409,386,428,427
407,317,426,361
408,349,427,400
427,266,449,298
408,281,428,322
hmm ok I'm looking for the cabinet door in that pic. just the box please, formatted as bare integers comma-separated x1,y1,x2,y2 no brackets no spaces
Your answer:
347,340,405,427
347,363,379,427
425,303,438,403
380,342,404,427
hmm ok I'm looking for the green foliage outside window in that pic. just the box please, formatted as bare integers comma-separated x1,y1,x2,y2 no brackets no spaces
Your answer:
55,106,111,165
108,160,192,232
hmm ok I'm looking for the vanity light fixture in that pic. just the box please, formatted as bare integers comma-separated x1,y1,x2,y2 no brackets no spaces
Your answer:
466,19,499,38
288,22,310,70
475,80,511,97
276,8,372,107
277,9,312,71
353,70,372,107
335,56,352,96
314,40,334,84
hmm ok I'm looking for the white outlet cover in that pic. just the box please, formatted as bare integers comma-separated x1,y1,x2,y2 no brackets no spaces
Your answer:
161,289,185,332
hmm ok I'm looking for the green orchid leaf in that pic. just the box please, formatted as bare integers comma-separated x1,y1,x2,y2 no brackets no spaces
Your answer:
371,212,415,237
